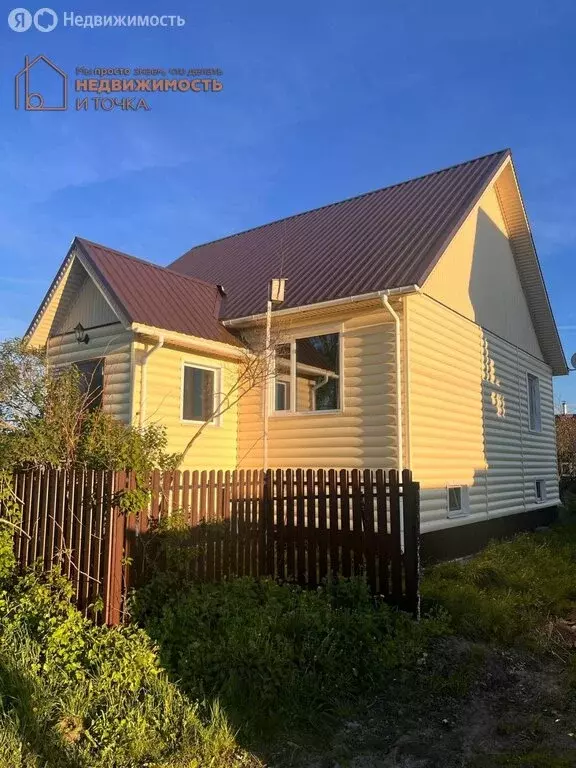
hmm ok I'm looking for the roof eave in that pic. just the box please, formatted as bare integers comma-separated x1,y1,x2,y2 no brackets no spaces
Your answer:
131,323,247,357
222,285,420,327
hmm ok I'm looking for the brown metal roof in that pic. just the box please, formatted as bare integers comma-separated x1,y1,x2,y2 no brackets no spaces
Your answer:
75,238,243,346
169,150,511,319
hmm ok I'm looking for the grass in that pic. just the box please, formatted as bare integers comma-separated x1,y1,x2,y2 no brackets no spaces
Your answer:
0,571,260,768
421,523,576,647
133,574,450,738
3,522,576,765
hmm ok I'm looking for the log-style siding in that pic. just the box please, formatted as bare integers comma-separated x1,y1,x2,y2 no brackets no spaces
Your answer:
238,304,401,470
407,293,558,533
131,342,240,471
47,324,133,423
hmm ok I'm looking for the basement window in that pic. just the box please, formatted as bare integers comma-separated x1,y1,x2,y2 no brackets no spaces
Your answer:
182,365,217,423
535,480,547,504
447,485,470,518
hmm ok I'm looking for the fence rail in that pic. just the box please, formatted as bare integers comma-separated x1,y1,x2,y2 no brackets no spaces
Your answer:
8,467,420,624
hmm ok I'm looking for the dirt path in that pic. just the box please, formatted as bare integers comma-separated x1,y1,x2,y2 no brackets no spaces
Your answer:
265,638,576,768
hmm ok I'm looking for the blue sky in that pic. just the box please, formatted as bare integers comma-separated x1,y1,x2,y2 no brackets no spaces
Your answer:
1,0,575,405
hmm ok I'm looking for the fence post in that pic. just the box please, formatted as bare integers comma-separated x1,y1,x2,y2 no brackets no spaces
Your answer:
260,469,273,577
103,470,126,626
401,469,421,619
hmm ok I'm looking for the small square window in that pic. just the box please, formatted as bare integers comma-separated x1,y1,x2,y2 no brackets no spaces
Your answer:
535,480,546,504
448,486,462,513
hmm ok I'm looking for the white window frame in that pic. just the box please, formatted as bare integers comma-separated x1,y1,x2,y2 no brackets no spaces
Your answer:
535,479,547,504
181,362,221,426
270,328,344,417
526,373,542,433
446,485,470,519
275,378,291,412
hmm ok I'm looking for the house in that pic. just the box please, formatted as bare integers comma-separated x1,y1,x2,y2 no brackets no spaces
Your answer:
25,149,568,559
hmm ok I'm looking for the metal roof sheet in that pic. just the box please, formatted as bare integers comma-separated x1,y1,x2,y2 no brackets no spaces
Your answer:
75,238,243,347
169,150,511,319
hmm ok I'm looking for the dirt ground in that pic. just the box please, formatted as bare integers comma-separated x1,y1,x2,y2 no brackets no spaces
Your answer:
265,636,576,768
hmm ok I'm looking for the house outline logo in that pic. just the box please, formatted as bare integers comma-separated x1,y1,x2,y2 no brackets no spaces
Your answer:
15,54,67,111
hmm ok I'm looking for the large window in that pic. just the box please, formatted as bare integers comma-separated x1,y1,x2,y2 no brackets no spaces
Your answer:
182,365,216,422
75,359,104,411
527,373,541,432
273,332,341,413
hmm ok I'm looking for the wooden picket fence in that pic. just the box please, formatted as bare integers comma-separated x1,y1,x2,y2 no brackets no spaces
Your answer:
9,467,420,624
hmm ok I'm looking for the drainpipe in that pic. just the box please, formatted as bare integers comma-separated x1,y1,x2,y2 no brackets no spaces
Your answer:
381,294,403,474
263,300,272,470
139,335,164,428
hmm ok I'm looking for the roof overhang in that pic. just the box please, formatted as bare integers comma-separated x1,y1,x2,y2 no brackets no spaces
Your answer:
24,241,130,348
131,323,247,360
492,158,568,376
222,285,420,328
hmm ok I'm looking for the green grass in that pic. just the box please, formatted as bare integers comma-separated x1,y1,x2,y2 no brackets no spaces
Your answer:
3,522,576,764
133,575,449,737
421,524,576,646
0,570,259,768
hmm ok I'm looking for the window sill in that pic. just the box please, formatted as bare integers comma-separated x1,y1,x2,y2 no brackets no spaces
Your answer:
181,419,219,427
447,510,472,520
270,409,343,418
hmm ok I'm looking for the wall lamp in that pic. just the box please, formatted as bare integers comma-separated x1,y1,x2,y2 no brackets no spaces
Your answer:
74,323,90,344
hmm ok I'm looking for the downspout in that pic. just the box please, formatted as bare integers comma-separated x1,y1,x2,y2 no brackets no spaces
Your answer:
139,335,164,428
381,294,403,474
263,300,272,470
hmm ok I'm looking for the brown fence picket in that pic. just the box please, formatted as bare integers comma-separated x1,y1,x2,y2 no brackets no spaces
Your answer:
375,469,389,596
295,470,306,585
9,466,420,625
285,468,295,577
328,469,339,577
388,469,403,602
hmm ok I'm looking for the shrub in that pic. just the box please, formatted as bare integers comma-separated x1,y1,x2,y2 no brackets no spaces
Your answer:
133,574,449,736
0,569,258,767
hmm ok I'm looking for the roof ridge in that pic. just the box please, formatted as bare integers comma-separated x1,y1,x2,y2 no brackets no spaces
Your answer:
172,149,510,260
76,237,220,291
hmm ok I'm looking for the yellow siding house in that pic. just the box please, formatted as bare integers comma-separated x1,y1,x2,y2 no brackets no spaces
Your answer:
26,149,568,559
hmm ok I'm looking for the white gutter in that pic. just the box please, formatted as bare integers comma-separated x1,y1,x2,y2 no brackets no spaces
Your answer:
381,293,403,474
222,285,419,327
139,335,164,428
131,324,246,360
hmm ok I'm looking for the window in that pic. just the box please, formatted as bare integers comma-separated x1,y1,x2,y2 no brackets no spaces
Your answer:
273,332,341,413
274,344,291,411
527,374,541,432
448,486,462,513
275,380,290,411
535,480,547,504
182,365,216,422
75,359,104,411
447,485,469,517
